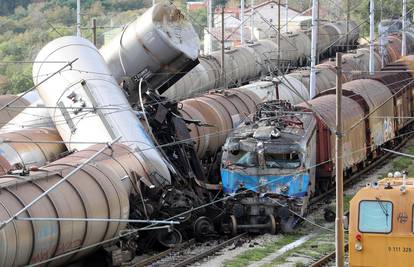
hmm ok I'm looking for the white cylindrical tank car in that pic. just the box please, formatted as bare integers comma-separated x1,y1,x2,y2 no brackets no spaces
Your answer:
33,36,171,187
100,4,199,94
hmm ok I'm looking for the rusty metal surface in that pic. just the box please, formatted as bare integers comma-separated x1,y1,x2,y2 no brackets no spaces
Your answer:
299,95,366,169
180,87,263,158
0,128,66,176
356,48,382,72
386,35,403,63
321,23,341,55
288,67,336,95
179,102,209,157
225,46,260,85
0,95,30,127
0,144,140,266
343,79,395,148
371,62,413,130
100,3,199,94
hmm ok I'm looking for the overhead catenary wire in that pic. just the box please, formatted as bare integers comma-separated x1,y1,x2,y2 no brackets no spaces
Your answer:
3,7,414,266
0,58,79,114
1,56,412,140
25,127,414,267
382,147,414,159
345,78,414,134
0,136,121,230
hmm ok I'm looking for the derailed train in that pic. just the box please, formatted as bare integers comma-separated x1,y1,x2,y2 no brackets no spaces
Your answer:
0,4,412,267
163,19,362,100
218,56,414,233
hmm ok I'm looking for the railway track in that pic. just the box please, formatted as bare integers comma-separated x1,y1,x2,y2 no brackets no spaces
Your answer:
309,136,409,207
131,138,410,267
306,139,411,267
309,244,349,267
133,233,247,267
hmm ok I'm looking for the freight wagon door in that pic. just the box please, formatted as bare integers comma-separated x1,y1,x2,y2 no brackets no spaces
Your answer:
315,118,332,178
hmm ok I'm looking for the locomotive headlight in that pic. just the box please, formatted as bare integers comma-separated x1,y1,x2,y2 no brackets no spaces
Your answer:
355,234,363,251
355,241,363,251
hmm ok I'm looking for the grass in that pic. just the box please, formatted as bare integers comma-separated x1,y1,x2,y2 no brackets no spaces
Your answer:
223,234,301,267
391,144,414,175
266,233,335,267
343,194,354,212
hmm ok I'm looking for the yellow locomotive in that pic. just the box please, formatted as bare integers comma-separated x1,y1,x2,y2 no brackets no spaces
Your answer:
349,172,414,267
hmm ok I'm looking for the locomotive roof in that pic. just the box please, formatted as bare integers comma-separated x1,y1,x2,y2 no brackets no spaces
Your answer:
227,105,315,153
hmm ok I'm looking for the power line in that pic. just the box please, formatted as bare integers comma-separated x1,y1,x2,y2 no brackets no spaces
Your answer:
24,127,414,267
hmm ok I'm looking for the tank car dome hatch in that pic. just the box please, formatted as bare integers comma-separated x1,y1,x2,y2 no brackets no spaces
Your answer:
100,3,200,94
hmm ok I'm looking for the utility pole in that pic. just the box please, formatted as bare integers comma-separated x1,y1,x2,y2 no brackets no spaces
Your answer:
402,0,407,56
345,0,350,49
317,0,320,64
277,0,281,69
309,0,318,99
241,0,245,45
221,4,227,88
335,52,344,267
369,0,375,75
76,0,81,36
91,18,97,46
380,0,385,67
285,0,288,32
206,0,213,54
250,0,255,41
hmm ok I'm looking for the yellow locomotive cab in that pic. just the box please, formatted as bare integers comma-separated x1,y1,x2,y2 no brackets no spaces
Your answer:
349,175,414,267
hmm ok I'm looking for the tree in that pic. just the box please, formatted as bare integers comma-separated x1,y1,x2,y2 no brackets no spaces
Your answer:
189,8,207,38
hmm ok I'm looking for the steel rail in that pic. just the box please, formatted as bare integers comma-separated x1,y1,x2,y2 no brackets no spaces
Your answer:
131,239,196,267
133,233,246,267
172,233,247,267
310,243,349,267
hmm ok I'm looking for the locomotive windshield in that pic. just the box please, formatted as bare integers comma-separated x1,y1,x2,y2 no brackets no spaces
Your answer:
265,153,301,169
226,150,301,169
228,151,258,167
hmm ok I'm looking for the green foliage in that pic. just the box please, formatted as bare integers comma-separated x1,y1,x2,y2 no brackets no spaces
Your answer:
0,0,32,16
189,8,207,38
348,0,414,36
0,0,150,94
391,145,414,176
223,234,301,267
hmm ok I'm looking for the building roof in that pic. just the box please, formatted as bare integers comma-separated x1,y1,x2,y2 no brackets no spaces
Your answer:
214,7,241,15
209,26,252,41
187,1,206,12
245,0,302,14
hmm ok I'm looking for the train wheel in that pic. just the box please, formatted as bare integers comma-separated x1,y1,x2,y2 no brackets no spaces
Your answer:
230,215,238,236
268,214,277,235
193,216,214,240
157,228,183,248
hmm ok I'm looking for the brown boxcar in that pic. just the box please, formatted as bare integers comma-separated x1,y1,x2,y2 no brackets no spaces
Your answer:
371,62,414,130
298,95,366,178
343,79,395,150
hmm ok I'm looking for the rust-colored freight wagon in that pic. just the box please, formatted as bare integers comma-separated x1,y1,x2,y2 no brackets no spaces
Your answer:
386,35,403,63
343,79,395,152
298,95,367,178
372,64,414,131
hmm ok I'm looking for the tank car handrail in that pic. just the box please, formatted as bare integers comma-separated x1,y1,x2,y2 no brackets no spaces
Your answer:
0,136,121,231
